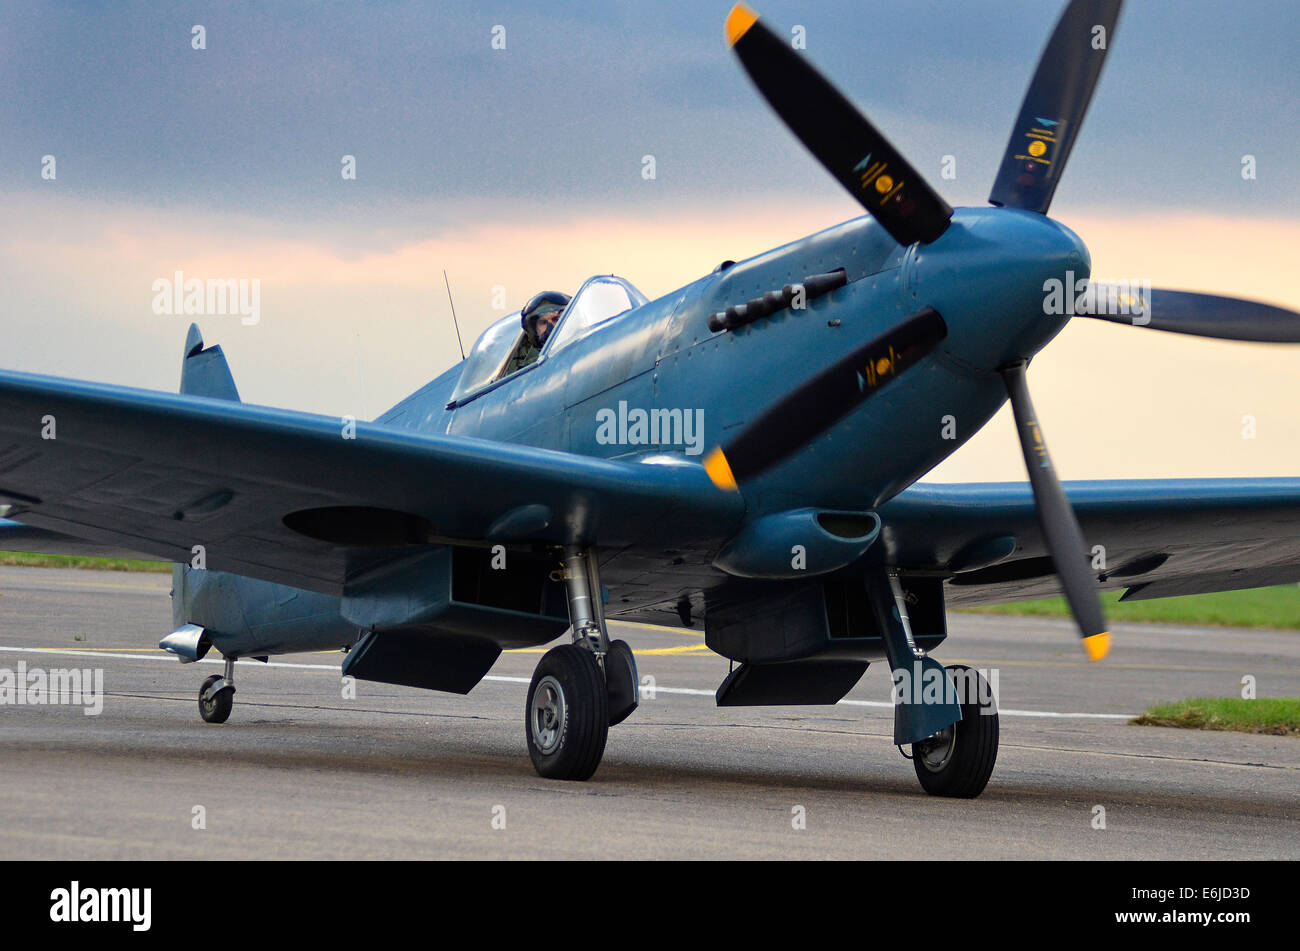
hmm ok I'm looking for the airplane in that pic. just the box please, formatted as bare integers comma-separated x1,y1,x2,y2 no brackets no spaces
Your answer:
2,0,1299,798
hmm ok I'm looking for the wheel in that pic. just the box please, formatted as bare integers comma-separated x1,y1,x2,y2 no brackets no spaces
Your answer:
198,674,235,724
526,644,609,780
912,664,998,798
605,639,639,726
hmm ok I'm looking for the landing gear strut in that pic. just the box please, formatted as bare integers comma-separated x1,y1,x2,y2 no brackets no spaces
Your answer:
198,657,236,724
525,547,638,780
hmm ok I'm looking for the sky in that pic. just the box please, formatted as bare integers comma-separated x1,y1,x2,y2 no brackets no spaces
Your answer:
2,0,1298,483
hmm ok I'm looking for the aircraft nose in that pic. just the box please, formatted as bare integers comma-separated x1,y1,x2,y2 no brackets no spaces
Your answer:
913,208,1091,371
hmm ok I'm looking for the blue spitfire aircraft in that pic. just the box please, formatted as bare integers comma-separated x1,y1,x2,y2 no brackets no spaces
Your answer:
2,0,1299,797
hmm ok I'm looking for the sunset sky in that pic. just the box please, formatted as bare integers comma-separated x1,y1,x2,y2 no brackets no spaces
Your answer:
3,0,1297,483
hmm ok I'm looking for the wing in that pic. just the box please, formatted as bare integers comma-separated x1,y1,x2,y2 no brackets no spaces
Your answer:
0,370,744,594
0,517,156,559
876,479,1300,606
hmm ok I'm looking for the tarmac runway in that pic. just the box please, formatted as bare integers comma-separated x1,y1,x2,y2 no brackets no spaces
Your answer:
0,565,1296,859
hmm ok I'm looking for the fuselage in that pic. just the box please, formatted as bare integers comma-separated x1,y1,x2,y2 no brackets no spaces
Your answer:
180,206,1091,651
382,206,1088,515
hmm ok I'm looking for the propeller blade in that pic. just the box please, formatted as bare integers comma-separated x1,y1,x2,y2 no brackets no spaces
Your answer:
1077,285,1300,343
725,4,953,246
705,308,947,491
999,361,1110,660
988,0,1123,214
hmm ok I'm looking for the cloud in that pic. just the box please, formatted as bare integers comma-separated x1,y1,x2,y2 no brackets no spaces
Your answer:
0,191,850,417
4,0,1295,216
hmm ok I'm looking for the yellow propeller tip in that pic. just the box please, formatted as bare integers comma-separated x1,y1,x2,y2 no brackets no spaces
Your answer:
726,3,759,46
1083,631,1111,662
704,447,739,491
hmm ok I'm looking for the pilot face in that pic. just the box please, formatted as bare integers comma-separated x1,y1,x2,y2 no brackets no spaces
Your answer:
534,310,559,344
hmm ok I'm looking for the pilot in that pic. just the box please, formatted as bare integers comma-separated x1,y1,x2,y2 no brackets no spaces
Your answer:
507,290,570,373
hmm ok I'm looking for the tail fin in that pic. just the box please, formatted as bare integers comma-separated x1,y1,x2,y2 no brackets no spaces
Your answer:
174,324,239,596
180,323,241,401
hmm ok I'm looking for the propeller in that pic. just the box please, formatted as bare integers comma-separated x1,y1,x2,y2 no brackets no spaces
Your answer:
704,308,947,491
720,1,1295,661
1078,285,1300,343
999,362,1109,660
725,3,952,246
988,0,1123,214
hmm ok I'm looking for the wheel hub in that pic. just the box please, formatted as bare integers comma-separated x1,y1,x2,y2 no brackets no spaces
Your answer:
531,675,566,755
915,724,957,772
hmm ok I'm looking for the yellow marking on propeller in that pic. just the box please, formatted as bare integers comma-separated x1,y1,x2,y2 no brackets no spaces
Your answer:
704,447,739,491
726,3,759,46
1028,140,1047,157
875,174,894,193
859,161,887,189
862,346,899,388
1083,631,1111,661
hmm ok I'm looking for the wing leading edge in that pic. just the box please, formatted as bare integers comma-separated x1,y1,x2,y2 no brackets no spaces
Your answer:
0,370,744,594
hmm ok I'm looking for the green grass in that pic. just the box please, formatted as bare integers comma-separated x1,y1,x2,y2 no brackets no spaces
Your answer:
0,551,170,573
960,585,1300,630
1,552,1297,630
1132,697,1300,736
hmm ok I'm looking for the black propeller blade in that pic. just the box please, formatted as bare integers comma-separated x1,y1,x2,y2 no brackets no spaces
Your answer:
705,308,947,491
726,4,953,246
999,361,1110,660
1077,285,1300,343
988,0,1123,214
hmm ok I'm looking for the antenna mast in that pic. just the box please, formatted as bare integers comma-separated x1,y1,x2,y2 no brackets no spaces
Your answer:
443,269,466,361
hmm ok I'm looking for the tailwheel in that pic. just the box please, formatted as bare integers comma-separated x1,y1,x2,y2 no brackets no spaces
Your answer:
198,672,235,724
526,644,609,780
912,664,998,798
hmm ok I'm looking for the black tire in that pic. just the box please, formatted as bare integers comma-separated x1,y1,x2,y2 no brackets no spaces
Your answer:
525,644,609,780
605,639,639,726
198,674,234,724
912,664,998,798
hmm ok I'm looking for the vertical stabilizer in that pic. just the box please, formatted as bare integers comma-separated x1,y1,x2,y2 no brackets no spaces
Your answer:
179,323,241,402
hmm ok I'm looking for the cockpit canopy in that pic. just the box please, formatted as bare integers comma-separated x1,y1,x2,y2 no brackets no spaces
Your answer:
448,275,648,405
449,311,524,405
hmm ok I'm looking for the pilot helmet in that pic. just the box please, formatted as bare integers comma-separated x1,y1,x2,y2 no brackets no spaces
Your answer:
521,291,570,343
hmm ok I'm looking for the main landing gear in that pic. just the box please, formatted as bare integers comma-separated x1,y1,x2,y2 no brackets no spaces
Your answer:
525,547,638,780
867,571,1000,798
198,657,237,724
